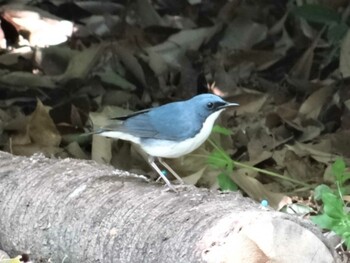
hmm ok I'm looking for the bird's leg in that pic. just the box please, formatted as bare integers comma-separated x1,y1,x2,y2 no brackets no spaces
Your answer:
157,157,184,184
148,156,177,192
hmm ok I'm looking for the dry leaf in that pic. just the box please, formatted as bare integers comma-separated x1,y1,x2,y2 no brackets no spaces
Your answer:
28,100,61,147
146,24,222,70
220,17,268,50
299,86,333,119
58,44,106,82
284,150,324,182
1,4,74,47
0,71,56,89
340,28,350,78
91,134,112,164
233,168,291,209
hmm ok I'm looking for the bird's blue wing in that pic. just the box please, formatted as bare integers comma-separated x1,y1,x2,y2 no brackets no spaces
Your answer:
146,102,203,140
103,102,203,141
101,109,158,137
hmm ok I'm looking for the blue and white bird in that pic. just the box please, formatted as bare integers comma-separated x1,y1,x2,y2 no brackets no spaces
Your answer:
97,93,238,191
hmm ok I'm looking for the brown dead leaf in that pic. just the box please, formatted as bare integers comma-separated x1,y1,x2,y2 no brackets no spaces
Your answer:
299,86,334,119
136,0,165,27
288,29,324,83
4,112,28,132
0,71,56,89
271,147,289,168
9,131,31,146
114,45,147,88
284,150,324,182
182,167,207,186
230,92,268,116
57,44,106,83
91,134,112,165
289,45,315,82
1,4,74,47
276,100,299,121
96,67,137,91
286,141,339,165
28,100,61,147
145,50,169,76
102,90,140,107
274,28,294,56
75,2,124,15
0,47,33,66
220,17,268,50
90,105,133,129
145,24,222,71
166,146,211,183
299,19,318,40
34,46,73,76
222,50,282,71
209,64,240,94
340,28,350,78
217,0,240,23
341,99,350,129
329,130,350,158
80,14,121,37
284,118,324,142
234,168,291,209
247,129,273,165
265,112,282,129
343,195,350,203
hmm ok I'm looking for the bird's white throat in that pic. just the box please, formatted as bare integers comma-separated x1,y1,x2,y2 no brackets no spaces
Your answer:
98,109,225,158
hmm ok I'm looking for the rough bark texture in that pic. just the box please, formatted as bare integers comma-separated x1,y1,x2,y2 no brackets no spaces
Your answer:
0,151,337,262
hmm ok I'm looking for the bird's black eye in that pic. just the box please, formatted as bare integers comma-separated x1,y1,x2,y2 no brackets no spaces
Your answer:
206,102,214,109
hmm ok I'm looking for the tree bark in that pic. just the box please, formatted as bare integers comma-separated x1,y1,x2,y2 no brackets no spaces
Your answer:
0,151,337,262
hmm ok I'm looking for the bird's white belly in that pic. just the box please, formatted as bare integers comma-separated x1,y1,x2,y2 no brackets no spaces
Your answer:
141,137,203,158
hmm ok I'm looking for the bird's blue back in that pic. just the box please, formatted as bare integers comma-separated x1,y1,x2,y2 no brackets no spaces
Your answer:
106,94,226,141
123,101,204,141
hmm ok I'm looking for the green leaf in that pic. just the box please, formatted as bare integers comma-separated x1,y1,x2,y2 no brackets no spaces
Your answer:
212,125,233,136
208,150,229,169
293,4,341,25
332,158,346,180
322,192,344,219
207,148,234,172
217,172,238,191
313,159,350,248
312,214,338,229
314,184,333,200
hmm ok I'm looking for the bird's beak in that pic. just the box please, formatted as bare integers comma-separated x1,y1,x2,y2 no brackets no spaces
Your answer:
219,102,239,110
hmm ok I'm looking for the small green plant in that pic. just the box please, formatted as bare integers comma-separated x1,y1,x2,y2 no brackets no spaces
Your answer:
208,125,238,191
312,159,350,248
207,125,313,191
207,125,311,190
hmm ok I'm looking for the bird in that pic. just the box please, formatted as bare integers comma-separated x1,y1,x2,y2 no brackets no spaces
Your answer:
96,93,238,191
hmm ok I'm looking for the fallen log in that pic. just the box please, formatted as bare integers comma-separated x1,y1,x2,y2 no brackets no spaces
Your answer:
0,151,337,262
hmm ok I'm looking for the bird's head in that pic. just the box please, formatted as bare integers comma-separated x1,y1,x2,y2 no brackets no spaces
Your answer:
187,94,239,119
